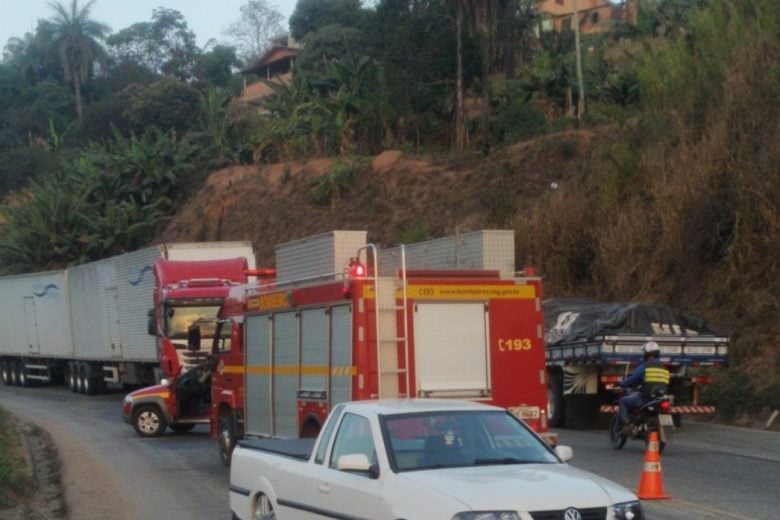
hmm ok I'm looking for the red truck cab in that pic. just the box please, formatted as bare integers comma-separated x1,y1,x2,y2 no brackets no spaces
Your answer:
123,257,251,437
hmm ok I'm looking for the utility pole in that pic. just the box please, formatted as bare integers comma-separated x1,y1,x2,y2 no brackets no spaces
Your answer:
572,0,586,121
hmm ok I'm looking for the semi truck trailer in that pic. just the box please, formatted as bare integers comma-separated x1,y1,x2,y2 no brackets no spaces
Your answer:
0,242,255,393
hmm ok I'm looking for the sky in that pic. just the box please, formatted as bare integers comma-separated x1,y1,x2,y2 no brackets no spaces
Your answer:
0,0,300,50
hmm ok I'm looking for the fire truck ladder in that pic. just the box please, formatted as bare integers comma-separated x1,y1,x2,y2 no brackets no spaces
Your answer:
365,244,410,399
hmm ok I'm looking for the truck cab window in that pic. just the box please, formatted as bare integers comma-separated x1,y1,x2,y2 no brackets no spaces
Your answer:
164,305,221,342
212,320,232,353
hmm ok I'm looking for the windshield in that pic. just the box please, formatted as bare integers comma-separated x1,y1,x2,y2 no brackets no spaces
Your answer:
163,305,221,339
381,410,559,472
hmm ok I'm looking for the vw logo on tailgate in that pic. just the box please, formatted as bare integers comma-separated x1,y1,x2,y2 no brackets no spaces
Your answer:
563,508,582,520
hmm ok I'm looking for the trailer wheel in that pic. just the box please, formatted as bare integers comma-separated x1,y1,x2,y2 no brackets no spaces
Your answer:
82,363,102,395
252,493,275,520
67,364,78,392
219,414,238,467
82,365,94,395
17,362,29,387
76,365,88,394
0,361,10,385
132,405,167,437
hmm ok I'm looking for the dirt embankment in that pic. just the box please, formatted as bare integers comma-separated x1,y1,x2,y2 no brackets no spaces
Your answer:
0,410,133,520
159,132,591,266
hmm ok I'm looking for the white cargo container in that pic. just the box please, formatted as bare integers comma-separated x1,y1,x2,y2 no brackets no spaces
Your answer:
274,231,367,283
0,271,73,359
380,229,515,277
0,242,255,390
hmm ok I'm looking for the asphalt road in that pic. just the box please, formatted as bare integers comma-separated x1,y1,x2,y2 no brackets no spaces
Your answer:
2,384,778,519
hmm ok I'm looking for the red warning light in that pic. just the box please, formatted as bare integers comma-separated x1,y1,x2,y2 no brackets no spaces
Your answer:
348,258,366,278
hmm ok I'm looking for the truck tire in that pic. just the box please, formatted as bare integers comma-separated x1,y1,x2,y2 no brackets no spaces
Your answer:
219,414,238,467
10,362,21,386
253,494,275,520
82,363,103,395
77,365,87,394
82,364,95,395
132,405,167,437
547,380,565,428
67,363,78,392
1,361,10,385
17,361,30,387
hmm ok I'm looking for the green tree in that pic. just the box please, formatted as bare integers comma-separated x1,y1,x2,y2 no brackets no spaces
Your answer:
194,44,241,89
106,8,198,80
295,24,366,75
125,77,200,135
370,0,462,149
290,0,367,40
48,0,110,120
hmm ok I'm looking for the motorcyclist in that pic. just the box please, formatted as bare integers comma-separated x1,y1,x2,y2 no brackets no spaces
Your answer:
618,341,671,433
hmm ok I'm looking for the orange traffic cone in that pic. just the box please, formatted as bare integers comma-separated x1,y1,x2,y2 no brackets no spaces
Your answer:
636,431,671,500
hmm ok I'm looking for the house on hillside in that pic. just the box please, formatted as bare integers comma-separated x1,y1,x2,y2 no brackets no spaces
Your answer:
238,34,303,107
537,0,637,34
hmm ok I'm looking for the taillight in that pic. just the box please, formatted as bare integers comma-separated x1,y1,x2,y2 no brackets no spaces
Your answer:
660,400,671,412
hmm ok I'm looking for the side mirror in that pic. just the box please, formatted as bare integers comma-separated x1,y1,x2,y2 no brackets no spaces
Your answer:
336,454,379,479
187,325,201,352
555,445,573,462
147,309,157,336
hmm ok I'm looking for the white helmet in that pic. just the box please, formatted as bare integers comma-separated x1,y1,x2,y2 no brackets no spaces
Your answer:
643,341,661,354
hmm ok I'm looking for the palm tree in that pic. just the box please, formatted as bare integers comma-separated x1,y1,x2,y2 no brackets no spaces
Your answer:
48,0,110,120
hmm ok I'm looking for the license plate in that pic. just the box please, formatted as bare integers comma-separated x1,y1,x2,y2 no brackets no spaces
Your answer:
509,406,540,420
659,414,674,426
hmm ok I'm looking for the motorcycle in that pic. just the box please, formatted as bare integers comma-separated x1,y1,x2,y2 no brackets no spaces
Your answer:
610,386,674,453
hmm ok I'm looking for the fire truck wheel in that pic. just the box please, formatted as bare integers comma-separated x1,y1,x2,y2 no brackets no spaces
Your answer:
170,424,196,433
132,405,167,437
219,415,238,467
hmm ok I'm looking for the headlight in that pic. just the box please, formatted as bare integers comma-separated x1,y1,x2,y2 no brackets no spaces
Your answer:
452,513,520,520
612,500,644,520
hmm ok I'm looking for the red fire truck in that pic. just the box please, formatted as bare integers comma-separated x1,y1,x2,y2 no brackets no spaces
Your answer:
209,231,554,465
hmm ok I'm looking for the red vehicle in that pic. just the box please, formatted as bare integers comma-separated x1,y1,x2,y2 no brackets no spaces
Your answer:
123,256,257,437
149,257,254,379
210,234,555,466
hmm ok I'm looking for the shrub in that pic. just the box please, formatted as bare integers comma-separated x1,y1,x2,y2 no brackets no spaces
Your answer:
702,370,759,421
396,223,430,245
310,156,368,208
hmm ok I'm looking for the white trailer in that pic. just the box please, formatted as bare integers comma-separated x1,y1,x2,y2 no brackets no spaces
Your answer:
0,242,255,391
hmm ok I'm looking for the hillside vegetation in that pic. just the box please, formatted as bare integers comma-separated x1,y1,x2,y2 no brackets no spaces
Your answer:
1,0,778,422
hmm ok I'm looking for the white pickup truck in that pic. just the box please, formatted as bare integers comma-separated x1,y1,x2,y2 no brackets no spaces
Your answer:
229,399,644,520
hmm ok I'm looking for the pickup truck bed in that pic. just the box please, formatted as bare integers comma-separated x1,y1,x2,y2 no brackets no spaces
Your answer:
236,438,315,460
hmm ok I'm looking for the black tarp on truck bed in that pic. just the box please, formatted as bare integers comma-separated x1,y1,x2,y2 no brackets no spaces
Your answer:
543,299,717,346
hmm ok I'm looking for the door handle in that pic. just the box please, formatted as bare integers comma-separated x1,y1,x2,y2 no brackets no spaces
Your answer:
318,482,331,493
